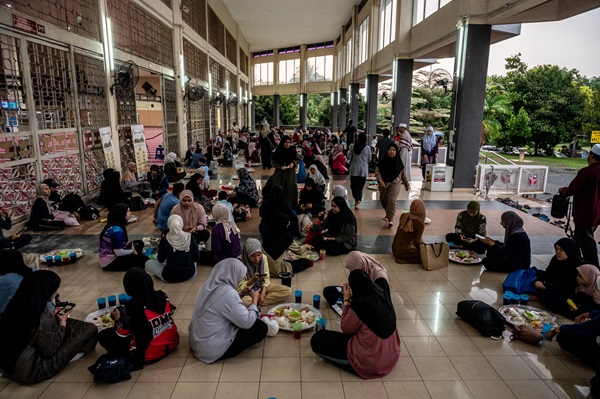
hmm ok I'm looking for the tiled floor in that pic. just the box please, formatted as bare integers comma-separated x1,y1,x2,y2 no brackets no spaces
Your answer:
1,162,597,399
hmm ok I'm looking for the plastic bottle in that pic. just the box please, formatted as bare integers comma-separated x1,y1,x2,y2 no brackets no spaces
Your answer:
332,297,343,316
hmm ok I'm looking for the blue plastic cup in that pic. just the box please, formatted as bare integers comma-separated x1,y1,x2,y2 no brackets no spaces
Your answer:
45,255,53,265
69,251,77,263
313,294,321,309
319,318,326,330
520,294,529,306
295,290,302,304
107,295,117,307
511,293,521,305
53,255,62,265
144,247,152,257
118,293,127,305
503,293,512,306
97,297,107,309
448,242,454,249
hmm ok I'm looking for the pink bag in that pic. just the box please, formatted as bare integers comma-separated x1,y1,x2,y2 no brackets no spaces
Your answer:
52,210,79,226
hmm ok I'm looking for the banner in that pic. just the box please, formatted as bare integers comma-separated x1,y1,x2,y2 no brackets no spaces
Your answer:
131,124,149,176
99,126,116,169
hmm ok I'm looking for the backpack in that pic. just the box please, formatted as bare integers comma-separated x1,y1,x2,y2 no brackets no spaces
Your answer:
78,205,100,220
129,196,147,211
550,193,570,219
456,300,505,338
88,354,133,383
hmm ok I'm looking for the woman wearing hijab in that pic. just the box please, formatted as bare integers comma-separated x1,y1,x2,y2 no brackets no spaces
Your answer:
420,126,439,179
237,239,291,305
311,269,400,379
445,200,489,253
313,154,329,181
189,258,268,363
217,142,233,166
322,251,390,308
480,211,531,272
534,238,583,316
397,124,413,183
376,143,409,227
258,129,273,169
0,271,97,383
573,265,600,314
122,162,141,194
259,185,298,236
211,203,242,263
299,177,326,214
99,203,148,271
272,135,298,207
170,190,210,246
233,167,259,207
148,164,169,199
0,249,33,316
98,268,179,370
164,152,186,182
101,170,129,210
302,140,315,167
331,144,348,175
307,164,326,192
263,212,313,276
392,199,426,264
310,196,357,256
28,183,66,231
186,170,217,199
145,215,201,283
248,141,260,163
348,133,372,209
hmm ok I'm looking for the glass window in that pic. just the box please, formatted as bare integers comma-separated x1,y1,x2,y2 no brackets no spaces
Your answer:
379,0,396,50
414,0,452,26
346,38,353,74
253,62,273,86
306,55,333,82
358,17,369,65
337,49,343,78
414,0,425,25
279,59,300,84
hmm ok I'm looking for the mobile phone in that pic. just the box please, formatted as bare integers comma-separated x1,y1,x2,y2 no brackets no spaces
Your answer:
252,280,264,292
475,234,486,240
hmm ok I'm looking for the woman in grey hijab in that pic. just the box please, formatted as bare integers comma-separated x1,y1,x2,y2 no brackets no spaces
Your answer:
480,211,531,273
189,259,267,363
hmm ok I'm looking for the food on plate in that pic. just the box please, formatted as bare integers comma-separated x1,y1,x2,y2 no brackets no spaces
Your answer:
449,250,481,264
500,305,557,329
270,305,317,329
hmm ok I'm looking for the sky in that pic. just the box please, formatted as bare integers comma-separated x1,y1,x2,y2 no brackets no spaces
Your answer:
432,7,600,78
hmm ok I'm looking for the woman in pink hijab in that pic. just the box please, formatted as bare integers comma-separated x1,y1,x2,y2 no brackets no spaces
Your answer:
573,265,600,314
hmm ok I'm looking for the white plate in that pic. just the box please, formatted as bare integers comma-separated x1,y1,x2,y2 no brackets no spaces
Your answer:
499,304,559,329
40,248,83,263
449,250,482,264
85,306,117,331
267,303,322,331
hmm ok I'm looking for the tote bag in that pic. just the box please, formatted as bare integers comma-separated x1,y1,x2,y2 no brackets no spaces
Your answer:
420,242,449,270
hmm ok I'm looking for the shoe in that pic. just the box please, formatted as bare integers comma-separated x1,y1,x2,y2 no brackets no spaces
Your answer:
355,201,360,210
425,217,431,224
387,221,393,228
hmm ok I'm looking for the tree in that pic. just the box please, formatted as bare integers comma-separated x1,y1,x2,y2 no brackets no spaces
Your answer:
307,94,331,127
254,95,273,127
483,86,513,145
280,95,299,126
499,108,531,148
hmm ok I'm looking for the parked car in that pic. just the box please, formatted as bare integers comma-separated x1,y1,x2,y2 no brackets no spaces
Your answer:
554,152,567,158
481,145,498,151
501,146,520,155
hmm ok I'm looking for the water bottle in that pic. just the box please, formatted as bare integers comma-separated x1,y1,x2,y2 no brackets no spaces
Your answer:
333,297,343,316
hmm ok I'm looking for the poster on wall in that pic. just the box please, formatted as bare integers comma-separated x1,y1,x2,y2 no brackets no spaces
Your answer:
99,126,116,170
131,124,148,176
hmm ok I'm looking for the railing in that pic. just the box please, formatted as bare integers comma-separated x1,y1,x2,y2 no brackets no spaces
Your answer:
475,164,548,196
479,150,516,165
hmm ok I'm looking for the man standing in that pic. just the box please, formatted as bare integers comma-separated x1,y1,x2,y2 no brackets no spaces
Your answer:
397,123,413,183
560,144,600,267
375,129,395,162
344,120,357,147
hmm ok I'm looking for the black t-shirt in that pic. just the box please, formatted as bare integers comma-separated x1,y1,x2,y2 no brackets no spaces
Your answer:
344,125,357,144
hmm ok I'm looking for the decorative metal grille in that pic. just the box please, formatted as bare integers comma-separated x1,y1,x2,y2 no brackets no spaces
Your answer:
28,41,76,130
0,162,37,217
114,61,137,126
226,30,236,65
239,47,247,76
182,0,206,40
207,6,225,56
227,70,237,94
162,77,178,155
5,0,100,40
187,97,209,149
118,125,134,165
209,59,225,90
74,53,109,192
183,39,208,81
42,154,82,193
0,34,29,131
107,0,173,67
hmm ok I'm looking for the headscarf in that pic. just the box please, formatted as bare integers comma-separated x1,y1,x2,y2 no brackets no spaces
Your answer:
311,141,322,156
300,178,325,205
122,162,137,183
331,144,344,161
100,203,129,242
501,211,525,243
460,201,483,235
237,168,259,203
185,173,204,197
422,126,437,153
240,238,265,279
194,258,247,319
308,165,326,188
344,251,388,282
171,190,205,227
348,269,396,339
35,183,52,213
0,249,33,277
248,142,256,155
273,136,296,166
262,212,293,259
326,196,356,237
575,265,600,304
377,142,404,182
166,214,191,252
332,185,350,207
123,267,167,332
165,152,177,165
302,141,313,157
0,270,61,374
543,238,583,290
353,132,367,155
149,164,165,188
399,199,426,233
197,168,210,190
212,203,240,243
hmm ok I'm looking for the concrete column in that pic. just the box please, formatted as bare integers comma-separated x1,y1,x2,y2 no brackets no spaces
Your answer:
172,0,187,157
392,58,413,129
365,74,379,134
331,92,339,132
299,93,307,129
251,95,256,129
447,23,492,189
273,94,280,127
339,88,347,131
349,82,360,128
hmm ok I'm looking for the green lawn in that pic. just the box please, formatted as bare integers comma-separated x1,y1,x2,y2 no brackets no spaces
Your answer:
479,152,587,170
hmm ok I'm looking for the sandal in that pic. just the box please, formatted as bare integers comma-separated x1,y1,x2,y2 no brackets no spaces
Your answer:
355,201,360,210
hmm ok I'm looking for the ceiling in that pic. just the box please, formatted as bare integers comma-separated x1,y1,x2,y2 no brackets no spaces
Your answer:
221,0,362,51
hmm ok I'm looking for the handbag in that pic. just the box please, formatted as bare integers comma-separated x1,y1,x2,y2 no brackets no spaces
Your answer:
551,193,569,218
420,242,449,270
502,267,537,294
88,354,133,383
510,325,543,345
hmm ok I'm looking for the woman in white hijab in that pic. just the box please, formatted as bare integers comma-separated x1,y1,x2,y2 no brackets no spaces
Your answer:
189,258,268,363
308,164,326,193
236,239,291,306
145,214,201,283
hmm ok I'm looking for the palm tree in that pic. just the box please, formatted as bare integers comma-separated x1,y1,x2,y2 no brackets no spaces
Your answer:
482,85,513,146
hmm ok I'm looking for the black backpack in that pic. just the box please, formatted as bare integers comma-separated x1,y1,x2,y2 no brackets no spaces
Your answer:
78,205,100,220
550,193,570,219
129,196,147,211
456,300,505,338
88,354,133,383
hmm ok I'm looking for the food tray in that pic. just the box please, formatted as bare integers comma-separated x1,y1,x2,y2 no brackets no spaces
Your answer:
449,249,482,264
85,306,117,332
267,303,322,331
499,304,559,329
40,248,83,263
